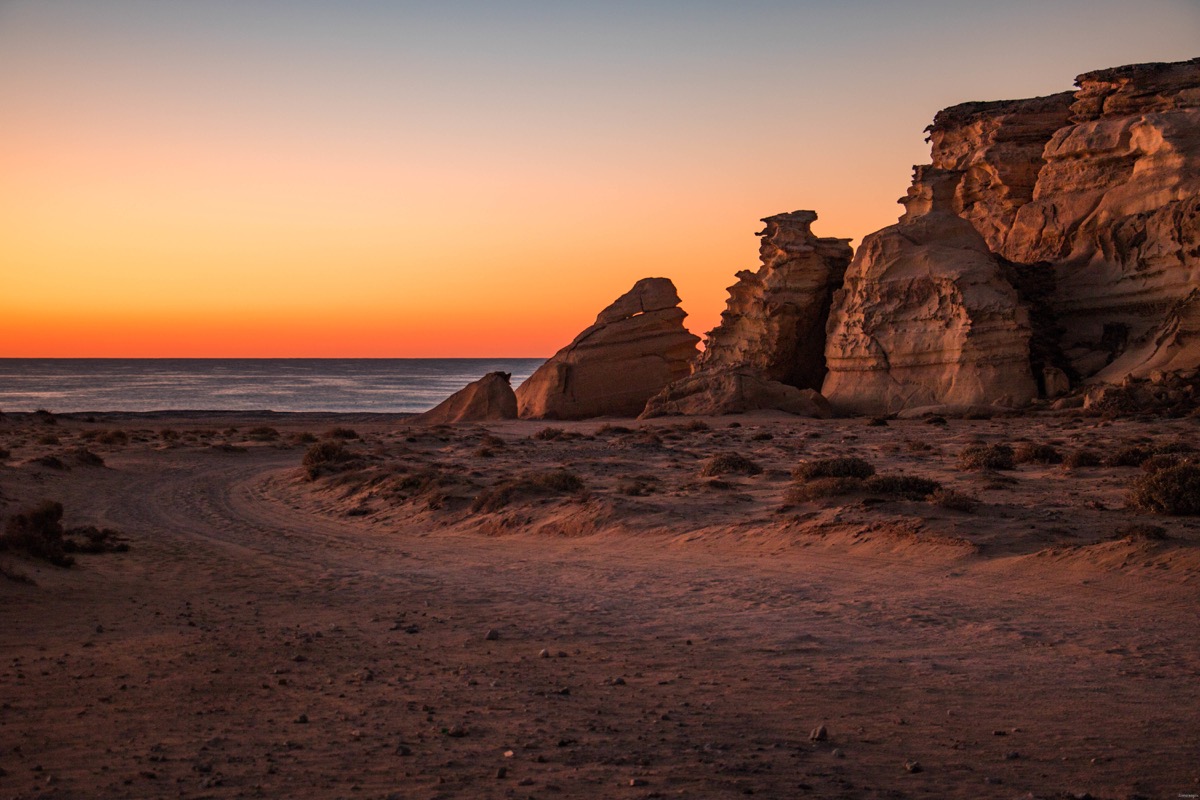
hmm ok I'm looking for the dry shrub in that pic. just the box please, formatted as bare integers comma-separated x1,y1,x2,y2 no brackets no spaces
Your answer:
1127,464,1200,516
533,427,566,441
616,475,658,496
931,488,980,513
34,409,57,425
71,447,105,467
750,432,774,441
1118,524,1169,542
62,525,129,554
1062,449,1102,469
1,501,73,567
37,434,60,446
159,429,180,442
1106,445,1151,467
246,426,280,441
302,441,354,479
676,420,711,433
700,453,763,477
1141,453,1192,474
595,424,633,436
0,446,10,461
956,444,1015,471
863,474,942,500
325,427,359,440
867,417,889,427
97,429,129,446
1013,443,1062,465
786,476,863,502
471,469,585,513
31,455,67,470
793,457,875,481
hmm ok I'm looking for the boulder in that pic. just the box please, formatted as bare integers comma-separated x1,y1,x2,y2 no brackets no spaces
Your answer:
641,369,832,419
515,278,700,419
415,372,518,424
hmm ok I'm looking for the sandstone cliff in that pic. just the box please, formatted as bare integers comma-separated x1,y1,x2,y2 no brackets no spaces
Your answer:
695,211,852,389
823,57,1200,413
516,278,700,419
416,372,518,425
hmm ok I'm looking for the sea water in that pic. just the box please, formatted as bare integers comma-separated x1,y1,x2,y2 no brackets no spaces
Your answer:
0,359,545,414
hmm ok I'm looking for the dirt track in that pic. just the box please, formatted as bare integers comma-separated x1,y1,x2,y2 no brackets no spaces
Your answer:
3,423,1200,799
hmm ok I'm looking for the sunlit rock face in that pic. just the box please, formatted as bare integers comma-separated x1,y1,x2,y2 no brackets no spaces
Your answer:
695,211,853,390
416,372,518,424
515,278,700,419
824,57,1200,412
643,211,849,418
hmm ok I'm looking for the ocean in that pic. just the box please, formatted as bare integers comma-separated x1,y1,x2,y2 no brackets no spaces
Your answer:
0,359,545,414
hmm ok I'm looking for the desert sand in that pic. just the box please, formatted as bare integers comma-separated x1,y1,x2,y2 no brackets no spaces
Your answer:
1,410,1199,799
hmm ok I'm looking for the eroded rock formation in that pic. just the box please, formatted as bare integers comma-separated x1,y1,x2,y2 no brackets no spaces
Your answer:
516,278,700,419
641,368,831,419
416,372,518,425
696,211,852,389
823,57,1200,413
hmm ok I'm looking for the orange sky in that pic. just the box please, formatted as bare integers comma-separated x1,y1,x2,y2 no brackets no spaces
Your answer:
2,1,1197,357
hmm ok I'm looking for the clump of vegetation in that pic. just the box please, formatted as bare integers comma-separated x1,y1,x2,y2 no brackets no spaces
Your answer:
71,447,105,467
97,429,129,446
325,427,359,440
1013,443,1062,465
1,501,73,567
867,417,889,427
62,525,129,554
0,446,10,461
1127,464,1200,516
31,455,67,470
246,426,280,441
595,424,633,436
750,432,774,441
616,475,659,496
931,488,980,513
956,443,1015,471
471,469,585,513
1062,449,1102,469
37,433,60,446
290,431,318,445
1141,453,1192,474
676,420,711,433
1106,445,1152,467
700,453,763,477
34,409,57,425
1117,524,1169,542
532,427,566,441
923,415,947,426
793,457,875,481
786,476,863,502
159,428,180,442
863,474,942,500
302,441,354,479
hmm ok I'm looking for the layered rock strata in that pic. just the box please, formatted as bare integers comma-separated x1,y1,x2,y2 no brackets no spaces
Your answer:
695,211,853,389
416,372,518,425
824,57,1200,412
516,278,700,419
641,369,831,419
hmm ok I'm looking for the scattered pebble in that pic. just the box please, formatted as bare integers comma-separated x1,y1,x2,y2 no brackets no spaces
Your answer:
539,648,550,659
484,628,499,641
809,724,828,742
904,760,922,773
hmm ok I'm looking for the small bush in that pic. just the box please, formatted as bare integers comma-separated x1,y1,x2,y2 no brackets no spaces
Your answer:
291,432,318,444
71,447,105,467
786,476,864,502
956,444,1015,471
471,469,585,513
1141,453,1191,474
1106,446,1150,467
37,434,60,446
1062,449,1102,469
616,475,658,496
793,457,875,481
159,428,180,442
700,453,763,477
924,415,947,426
1118,524,1169,542
97,429,129,446
1,501,73,566
533,427,566,441
326,427,359,440
677,420,711,433
246,426,280,441
1013,443,1062,465
31,455,67,470
1127,464,1200,515
867,417,889,427
63,525,129,553
0,446,10,461
750,432,774,441
34,409,57,425
302,441,352,479
596,424,633,436
863,474,942,500
931,488,980,513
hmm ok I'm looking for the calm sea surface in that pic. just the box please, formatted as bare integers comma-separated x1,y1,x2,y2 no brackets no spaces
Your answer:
0,359,545,413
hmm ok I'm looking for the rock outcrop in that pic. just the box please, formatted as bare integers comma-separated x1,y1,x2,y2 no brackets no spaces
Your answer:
416,372,518,424
823,57,1200,413
641,368,831,418
695,211,853,389
515,278,700,419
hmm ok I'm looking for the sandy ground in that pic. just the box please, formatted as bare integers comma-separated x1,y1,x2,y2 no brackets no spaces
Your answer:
1,411,1199,799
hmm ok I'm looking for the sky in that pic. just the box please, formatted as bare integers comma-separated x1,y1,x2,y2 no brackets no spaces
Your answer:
1,0,1197,357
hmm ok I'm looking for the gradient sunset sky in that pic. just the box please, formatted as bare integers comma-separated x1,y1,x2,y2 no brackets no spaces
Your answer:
2,1,1197,357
